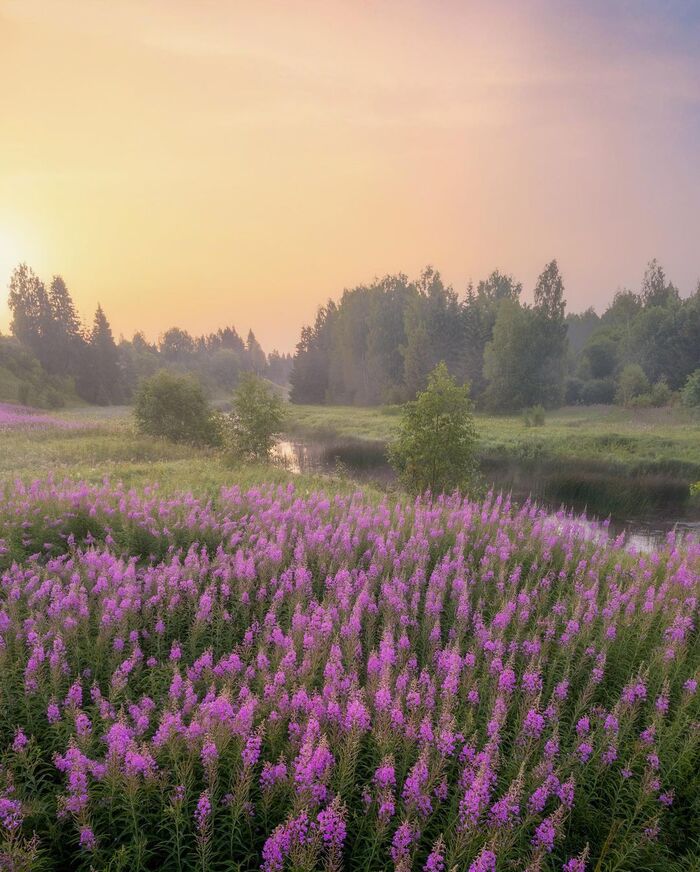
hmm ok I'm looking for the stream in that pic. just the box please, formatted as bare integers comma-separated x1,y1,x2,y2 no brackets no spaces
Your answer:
274,437,700,552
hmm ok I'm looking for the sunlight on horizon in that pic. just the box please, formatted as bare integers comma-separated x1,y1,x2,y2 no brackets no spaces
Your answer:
1,0,699,350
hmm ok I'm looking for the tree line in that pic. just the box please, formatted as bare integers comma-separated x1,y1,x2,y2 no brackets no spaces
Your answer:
290,259,700,410
5,264,292,406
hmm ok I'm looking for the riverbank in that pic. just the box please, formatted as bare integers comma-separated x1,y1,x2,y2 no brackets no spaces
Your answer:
2,401,699,528
286,403,700,519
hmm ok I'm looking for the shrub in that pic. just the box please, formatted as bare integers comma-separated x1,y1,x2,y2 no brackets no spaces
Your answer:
388,362,477,494
225,372,286,461
681,369,700,408
564,377,583,405
615,364,650,405
523,405,546,427
580,378,615,405
44,387,65,409
629,380,673,409
134,370,221,445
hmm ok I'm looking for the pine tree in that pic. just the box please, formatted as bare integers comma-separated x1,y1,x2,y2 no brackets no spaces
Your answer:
80,305,124,404
246,330,267,374
48,275,85,374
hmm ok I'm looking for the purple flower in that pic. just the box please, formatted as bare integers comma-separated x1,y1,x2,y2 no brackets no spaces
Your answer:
522,708,545,739
532,815,556,852
563,854,587,872
0,794,23,832
390,821,416,864
195,791,211,833
12,729,29,753
577,742,593,764
468,847,497,872
243,733,262,768
317,801,346,851
424,837,446,872
79,826,96,851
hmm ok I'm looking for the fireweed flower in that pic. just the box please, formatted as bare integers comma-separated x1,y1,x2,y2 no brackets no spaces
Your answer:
12,729,29,753
424,836,446,872
390,821,417,865
562,847,589,871
194,791,211,833
532,815,557,852
468,846,497,872
0,479,695,869
0,794,23,832
316,800,347,852
79,826,96,851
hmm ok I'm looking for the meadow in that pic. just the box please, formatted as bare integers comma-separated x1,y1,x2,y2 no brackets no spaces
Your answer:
0,403,697,871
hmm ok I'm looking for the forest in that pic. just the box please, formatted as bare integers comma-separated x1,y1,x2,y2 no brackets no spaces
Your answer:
290,260,700,410
4,258,700,417
3,263,292,408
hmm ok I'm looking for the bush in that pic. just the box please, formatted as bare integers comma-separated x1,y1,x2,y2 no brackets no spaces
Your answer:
388,362,477,494
681,369,700,408
629,380,673,409
134,370,221,445
523,405,545,427
615,364,650,405
580,378,615,405
44,387,65,409
225,372,286,461
564,377,583,405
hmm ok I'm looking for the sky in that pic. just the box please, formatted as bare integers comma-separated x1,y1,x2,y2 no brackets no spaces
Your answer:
1,0,699,353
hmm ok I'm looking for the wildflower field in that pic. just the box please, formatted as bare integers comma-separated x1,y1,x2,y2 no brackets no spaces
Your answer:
0,479,697,871
0,403,82,432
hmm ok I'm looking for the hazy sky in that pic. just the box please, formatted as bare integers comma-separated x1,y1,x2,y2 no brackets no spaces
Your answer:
1,0,699,352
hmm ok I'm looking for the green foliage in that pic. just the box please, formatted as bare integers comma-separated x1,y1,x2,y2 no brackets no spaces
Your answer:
523,405,546,427
134,370,221,446
0,336,77,408
628,380,674,409
226,372,286,461
681,369,700,409
388,362,477,494
616,364,650,406
581,333,618,379
580,378,615,405
483,262,568,411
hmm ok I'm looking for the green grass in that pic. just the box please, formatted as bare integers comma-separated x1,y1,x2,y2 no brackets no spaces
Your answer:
0,405,382,500
3,402,699,518
286,403,700,470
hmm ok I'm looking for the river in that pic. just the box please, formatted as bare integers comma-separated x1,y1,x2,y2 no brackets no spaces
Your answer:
274,438,700,552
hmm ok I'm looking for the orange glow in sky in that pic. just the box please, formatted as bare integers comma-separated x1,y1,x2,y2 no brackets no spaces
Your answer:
1,0,698,351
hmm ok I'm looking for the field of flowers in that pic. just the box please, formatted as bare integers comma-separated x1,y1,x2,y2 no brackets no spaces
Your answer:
0,403,81,431
0,479,697,871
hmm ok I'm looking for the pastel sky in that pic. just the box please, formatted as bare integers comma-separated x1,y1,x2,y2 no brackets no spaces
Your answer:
1,0,699,352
